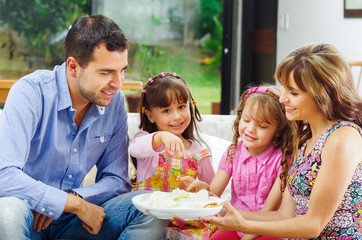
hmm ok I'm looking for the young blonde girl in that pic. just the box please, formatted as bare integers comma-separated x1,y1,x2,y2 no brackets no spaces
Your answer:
130,72,216,239
180,85,294,240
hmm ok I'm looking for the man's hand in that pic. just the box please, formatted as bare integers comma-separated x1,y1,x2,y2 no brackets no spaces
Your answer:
64,194,105,234
32,210,53,232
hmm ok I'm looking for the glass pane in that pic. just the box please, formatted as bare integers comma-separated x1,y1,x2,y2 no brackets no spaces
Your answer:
94,0,222,114
0,1,91,75
0,0,222,114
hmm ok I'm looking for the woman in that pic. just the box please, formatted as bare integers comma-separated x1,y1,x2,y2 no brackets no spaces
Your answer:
202,43,362,239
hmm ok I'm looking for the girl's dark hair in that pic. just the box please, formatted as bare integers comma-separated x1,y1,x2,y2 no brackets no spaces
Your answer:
130,73,205,187
64,14,128,67
228,85,295,192
275,43,362,157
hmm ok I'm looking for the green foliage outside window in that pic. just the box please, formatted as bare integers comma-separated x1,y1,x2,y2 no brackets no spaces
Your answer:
0,0,91,68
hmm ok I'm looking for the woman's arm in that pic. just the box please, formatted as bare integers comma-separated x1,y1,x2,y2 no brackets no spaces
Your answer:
239,177,284,240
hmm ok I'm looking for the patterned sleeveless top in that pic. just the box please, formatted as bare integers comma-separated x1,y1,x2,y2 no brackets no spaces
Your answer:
287,120,362,240
136,149,210,192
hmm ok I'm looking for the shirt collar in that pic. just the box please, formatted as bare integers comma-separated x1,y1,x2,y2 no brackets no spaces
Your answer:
57,63,72,111
56,63,106,115
239,142,276,165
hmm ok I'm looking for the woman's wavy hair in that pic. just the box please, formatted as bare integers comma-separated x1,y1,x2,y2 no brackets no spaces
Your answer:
228,85,295,192
275,43,362,157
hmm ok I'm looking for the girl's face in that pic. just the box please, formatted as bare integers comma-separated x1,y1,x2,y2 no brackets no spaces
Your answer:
279,74,317,122
239,102,278,156
145,97,191,139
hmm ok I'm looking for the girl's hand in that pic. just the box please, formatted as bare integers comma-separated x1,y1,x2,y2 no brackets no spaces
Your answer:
153,131,186,158
201,201,246,232
178,176,210,192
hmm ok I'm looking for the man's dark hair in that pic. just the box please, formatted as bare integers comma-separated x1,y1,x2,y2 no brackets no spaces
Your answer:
64,14,128,67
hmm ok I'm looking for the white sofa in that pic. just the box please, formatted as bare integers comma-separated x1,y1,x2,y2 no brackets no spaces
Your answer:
0,109,235,200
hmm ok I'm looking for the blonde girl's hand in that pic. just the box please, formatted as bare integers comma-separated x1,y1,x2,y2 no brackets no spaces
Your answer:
201,201,245,232
177,176,208,191
177,176,210,192
153,131,186,158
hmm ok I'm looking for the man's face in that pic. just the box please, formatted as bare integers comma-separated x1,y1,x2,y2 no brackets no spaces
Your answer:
76,44,128,107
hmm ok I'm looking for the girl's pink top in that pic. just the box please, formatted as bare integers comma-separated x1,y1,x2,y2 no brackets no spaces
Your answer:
130,130,215,184
219,141,283,212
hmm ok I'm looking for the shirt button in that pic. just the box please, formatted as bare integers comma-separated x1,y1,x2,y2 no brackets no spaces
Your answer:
73,148,77,152
72,123,76,127
41,208,45,212
68,174,73,179
100,136,104,143
49,212,53,216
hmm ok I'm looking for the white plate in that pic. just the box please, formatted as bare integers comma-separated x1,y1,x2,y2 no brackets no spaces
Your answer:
132,192,224,220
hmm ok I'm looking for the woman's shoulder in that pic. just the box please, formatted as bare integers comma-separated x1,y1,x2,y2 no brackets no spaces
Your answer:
329,121,362,140
324,122,362,162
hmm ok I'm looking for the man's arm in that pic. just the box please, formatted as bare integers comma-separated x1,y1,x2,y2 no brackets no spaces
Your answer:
0,79,69,220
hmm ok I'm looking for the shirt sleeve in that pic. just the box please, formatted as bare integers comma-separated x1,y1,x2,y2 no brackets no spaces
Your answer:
130,131,165,158
218,147,233,176
0,79,68,220
129,131,165,182
197,151,215,184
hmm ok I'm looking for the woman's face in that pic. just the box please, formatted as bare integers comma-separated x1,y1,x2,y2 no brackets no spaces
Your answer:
279,74,317,122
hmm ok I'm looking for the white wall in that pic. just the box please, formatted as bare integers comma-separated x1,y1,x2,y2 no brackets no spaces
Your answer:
277,0,362,94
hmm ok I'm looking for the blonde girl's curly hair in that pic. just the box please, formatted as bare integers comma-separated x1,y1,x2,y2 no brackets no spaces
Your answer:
227,85,295,192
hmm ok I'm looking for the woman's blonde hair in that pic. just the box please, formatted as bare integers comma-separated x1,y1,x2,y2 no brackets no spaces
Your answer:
275,43,362,156
228,85,294,192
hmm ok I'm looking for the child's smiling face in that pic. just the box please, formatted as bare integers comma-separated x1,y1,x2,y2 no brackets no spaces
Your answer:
239,101,279,156
145,91,191,139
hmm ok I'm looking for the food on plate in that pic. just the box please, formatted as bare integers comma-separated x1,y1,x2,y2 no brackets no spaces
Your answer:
203,202,220,208
148,188,209,208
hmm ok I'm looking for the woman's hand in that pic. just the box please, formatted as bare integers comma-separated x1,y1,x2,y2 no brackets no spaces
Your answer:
202,201,246,232
153,131,186,158
177,176,210,192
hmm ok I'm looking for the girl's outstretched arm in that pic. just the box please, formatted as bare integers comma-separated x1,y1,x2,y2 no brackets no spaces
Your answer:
178,169,231,197
153,131,186,158
177,176,210,192
208,169,231,197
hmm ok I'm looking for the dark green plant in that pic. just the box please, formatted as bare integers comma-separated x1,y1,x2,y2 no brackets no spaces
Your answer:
202,15,222,69
0,0,91,68
198,0,222,38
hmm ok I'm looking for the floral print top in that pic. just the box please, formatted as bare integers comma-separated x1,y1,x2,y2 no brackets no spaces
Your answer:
136,149,211,192
287,120,362,240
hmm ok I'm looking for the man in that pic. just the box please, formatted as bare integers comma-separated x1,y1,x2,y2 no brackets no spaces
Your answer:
0,14,167,239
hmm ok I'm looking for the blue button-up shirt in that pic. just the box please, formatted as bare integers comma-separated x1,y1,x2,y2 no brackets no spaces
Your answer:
0,63,131,220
